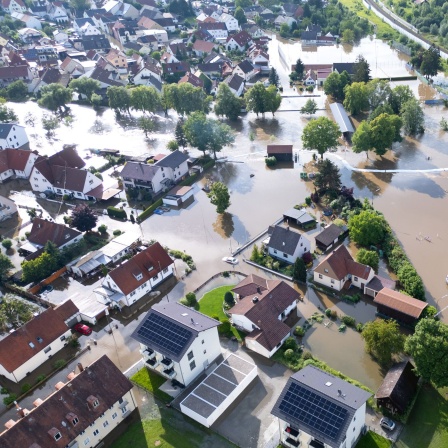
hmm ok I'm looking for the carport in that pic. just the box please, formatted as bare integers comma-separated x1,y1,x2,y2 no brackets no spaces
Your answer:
330,102,354,137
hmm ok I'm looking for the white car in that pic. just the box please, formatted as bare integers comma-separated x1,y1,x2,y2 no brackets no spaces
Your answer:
222,257,238,265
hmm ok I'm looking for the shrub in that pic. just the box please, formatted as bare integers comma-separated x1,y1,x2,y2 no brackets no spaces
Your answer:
98,224,107,234
265,156,277,166
113,229,121,236
305,196,312,206
107,206,127,220
302,350,313,360
325,308,332,317
218,319,231,335
224,291,235,306
283,336,297,351
356,323,364,332
222,271,230,278
185,292,197,306
3,394,17,406
341,316,356,327
35,374,46,384
294,326,305,337
1,239,12,250
0,387,8,394
53,359,67,370
21,383,31,394
330,310,338,319
284,349,295,360
137,198,163,222
302,251,313,264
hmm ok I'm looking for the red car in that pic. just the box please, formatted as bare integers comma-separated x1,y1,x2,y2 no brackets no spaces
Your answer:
73,323,92,336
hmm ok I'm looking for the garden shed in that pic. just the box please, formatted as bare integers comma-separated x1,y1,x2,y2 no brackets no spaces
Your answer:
330,102,354,136
267,145,293,162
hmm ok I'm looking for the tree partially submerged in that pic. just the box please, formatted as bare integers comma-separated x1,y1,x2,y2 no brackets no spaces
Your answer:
214,83,243,120
300,99,318,115
313,159,341,195
207,182,231,214
244,83,281,117
38,84,73,113
302,116,341,159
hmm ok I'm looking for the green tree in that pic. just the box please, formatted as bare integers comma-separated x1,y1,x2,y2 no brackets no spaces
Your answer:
323,71,351,101
234,6,247,24
343,82,369,115
70,0,90,14
342,28,354,43
300,99,318,115
151,51,161,61
69,78,100,102
22,252,57,284
268,67,280,87
244,83,282,117
348,209,389,246
175,119,188,148
420,45,441,78
224,291,235,306
397,262,425,300
352,55,371,83
130,85,161,114
356,248,379,272
6,80,28,101
107,86,131,115
367,79,391,110
235,0,251,7
38,84,72,113
292,257,307,282
167,140,179,151
280,23,290,37
313,159,342,194
352,121,371,158
295,58,305,79
214,83,242,120
163,83,211,116
138,116,155,137
0,253,13,283
302,116,341,159
369,113,399,156
401,97,425,135
0,99,18,122
250,244,261,263
389,85,414,114
91,93,102,109
70,204,98,232
1,239,12,250
207,182,230,214
405,319,448,387
362,319,405,366
183,112,234,159
42,114,60,136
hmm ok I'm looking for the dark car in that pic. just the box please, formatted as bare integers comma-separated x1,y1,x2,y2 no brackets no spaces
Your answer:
73,323,92,336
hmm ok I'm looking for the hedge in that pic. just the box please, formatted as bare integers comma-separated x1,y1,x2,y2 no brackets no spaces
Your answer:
137,198,163,223
107,206,127,219
202,159,215,170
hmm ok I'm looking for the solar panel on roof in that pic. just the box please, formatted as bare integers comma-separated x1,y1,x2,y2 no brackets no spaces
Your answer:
278,383,348,441
136,313,193,357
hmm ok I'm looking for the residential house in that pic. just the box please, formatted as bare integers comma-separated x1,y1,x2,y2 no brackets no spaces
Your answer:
267,144,292,162
29,146,105,200
60,56,85,77
242,24,265,39
229,274,300,358
132,63,162,90
233,59,258,81
0,195,17,221
162,61,190,78
224,73,244,96
32,67,70,93
179,71,204,88
0,355,136,447
274,15,296,30
0,300,80,383
313,245,375,291
375,360,419,415
0,148,38,182
136,34,158,51
74,18,101,36
78,35,111,52
105,48,128,73
132,302,221,386
192,39,216,57
53,30,68,43
373,287,428,325
163,185,194,206
120,162,167,194
271,365,371,448
167,41,189,59
225,30,252,51
0,64,34,88
112,20,139,44
0,123,29,149
364,275,396,299
103,0,139,19
267,225,311,264
11,12,42,30
283,208,316,229
333,62,355,76
282,3,303,19
47,2,69,23
18,28,43,43
96,242,174,308
160,51,178,64
301,30,319,45
139,6,163,21
1,0,26,14
139,29,168,44
153,17,176,32
304,69,316,85
21,217,83,255
248,48,269,70
84,66,124,89
315,223,347,252
198,22,228,40
154,149,189,182
218,12,239,31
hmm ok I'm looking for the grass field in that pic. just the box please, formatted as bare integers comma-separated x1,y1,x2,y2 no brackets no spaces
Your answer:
396,384,448,448
356,431,391,448
131,367,172,403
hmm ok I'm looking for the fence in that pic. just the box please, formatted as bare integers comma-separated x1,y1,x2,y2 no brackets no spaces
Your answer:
192,271,247,294
28,266,67,294
244,259,293,281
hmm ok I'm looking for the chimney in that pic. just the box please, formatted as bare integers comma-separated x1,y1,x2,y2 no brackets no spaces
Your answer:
67,372,76,381
252,297,259,304
55,381,65,391
33,398,43,408
338,389,342,396
256,286,261,294
4,419,16,429
77,362,84,372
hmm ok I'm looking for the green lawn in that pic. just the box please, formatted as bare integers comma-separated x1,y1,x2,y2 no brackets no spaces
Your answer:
197,285,244,341
356,431,391,448
396,384,448,448
131,368,172,403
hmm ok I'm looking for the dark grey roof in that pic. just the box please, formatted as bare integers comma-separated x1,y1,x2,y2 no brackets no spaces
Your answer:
301,30,317,41
283,208,315,224
272,365,371,448
131,303,219,361
0,123,15,139
120,161,160,181
237,59,254,74
268,225,303,256
81,35,111,51
315,223,344,247
226,73,244,91
74,17,95,28
333,62,355,75
330,102,354,134
365,275,396,293
155,150,189,169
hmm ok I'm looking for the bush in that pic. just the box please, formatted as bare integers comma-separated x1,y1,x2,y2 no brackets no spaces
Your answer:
53,359,67,370
284,349,295,360
107,206,127,220
222,271,230,278
330,310,338,319
294,326,305,337
3,394,17,406
1,239,12,250
283,336,297,351
0,387,8,394
218,319,231,335
185,292,197,306
98,224,107,234
137,198,163,223
302,350,313,360
356,323,364,332
21,383,31,394
35,374,46,384
305,196,312,206
113,229,121,236
341,316,356,327
224,291,235,306
265,156,277,167
325,308,332,317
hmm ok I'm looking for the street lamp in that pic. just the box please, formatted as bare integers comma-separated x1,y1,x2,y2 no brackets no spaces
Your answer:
434,294,448,318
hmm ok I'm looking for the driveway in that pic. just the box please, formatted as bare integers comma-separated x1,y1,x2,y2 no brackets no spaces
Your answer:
366,406,403,443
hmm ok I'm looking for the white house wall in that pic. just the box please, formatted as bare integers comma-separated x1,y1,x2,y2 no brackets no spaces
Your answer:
0,125,29,149
313,272,345,291
344,404,366,448
231,314,257,333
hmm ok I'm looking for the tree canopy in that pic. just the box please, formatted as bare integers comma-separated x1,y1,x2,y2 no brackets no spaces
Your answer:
130,85,161,114
362,319,406,366
163,83,211,116
38,84,72,112
70,204,98,232
0,253,13,283
348,209,389,246
208,182,230,214
175,119,188,148
107,86,131,114
302,116,341,159
313,159,342,195
6,80,28,102
300,99,318,115
292,257,307,283
244,83,281,117
0,99,18,123
401,97,425,135
343,82,369,115
389,85,414,115
268,67,280,87
183,112,234,159
352,55,371,83
405,318,448,387
323,70,351,101
419,45,441,78
367,79,392,111
356,248,379,272
214,83,242,120
69,78,100,102
295,58,305,79
234,6,247,25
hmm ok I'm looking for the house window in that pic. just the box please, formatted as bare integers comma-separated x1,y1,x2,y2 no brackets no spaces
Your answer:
121,406,127,414
202,339,204,344
72,417,79,425
60,335,66,341
203,350,206,354
130,291,136,297
283,253,288,258
190,361,196,371
273,249,277,254
103,420,109,428
54,432,62,441
331,280,335,284
187,351,194,360
354,276,358,281
34,177,38,181
93,429,99,436
163,268,168,273
84,438,90,446
34,184,39,188
44,346,51,353
318,274,323,279
93,399,99,408
112,412,118,419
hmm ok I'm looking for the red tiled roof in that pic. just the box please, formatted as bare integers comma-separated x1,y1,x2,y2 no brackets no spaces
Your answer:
267,145,293,155
374,288,427,319
227,30,252,46
28,218,82,247
0,148,35,174
178,72,204,88
0,65,29,80
108,242,173,295
192,39,215,53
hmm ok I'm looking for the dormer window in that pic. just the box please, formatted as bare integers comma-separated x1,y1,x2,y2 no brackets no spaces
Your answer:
37,337,43,343
87,395,100,408
93,400,99,407
134,273,143,281
48,427,62,441
65,234,70,239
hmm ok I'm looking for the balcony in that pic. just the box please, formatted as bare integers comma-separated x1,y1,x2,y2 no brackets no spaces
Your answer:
161,368,176,379
141,348,155,360
284,427,300,441
282,437,300,448
146,357,159,368
160,357,173,369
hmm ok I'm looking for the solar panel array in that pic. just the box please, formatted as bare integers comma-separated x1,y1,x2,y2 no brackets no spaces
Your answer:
136,313,193,358
279,383,348,441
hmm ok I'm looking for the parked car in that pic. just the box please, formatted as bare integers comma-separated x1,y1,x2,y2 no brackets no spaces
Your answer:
380,417,396,431
222,257,238,265
73,323,92,336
